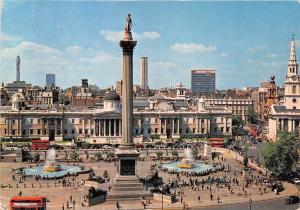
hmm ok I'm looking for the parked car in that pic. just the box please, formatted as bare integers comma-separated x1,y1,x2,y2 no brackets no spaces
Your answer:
291,178,300,185
285,196,299,205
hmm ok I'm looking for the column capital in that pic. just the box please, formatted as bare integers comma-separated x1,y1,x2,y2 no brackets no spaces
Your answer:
120,40,137,55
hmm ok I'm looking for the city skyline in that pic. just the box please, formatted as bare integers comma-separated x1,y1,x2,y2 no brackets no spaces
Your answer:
1,1,300,89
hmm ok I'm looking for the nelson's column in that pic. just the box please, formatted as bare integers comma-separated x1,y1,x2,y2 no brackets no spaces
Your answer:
108,14,152,200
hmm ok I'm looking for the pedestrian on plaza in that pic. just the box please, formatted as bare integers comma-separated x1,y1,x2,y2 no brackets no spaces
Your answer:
62,204,65,210
18,190,22,196
67,201,69,209
217,196,220,203
198,195,200,202
116,201,120,210
70,195,72,202
210,194,213,201
72,200,76,209
181,197,183,203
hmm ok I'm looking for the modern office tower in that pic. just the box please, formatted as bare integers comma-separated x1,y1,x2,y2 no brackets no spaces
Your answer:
140,57,148,90
46,73,56,87
16,56,20,81
191,69,216,96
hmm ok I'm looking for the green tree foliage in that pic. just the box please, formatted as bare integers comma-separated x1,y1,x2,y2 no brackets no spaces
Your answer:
94,152,102,160
232,115,244,127
32,153,40,162
156,151,163,158
70,151,79,160
106,151,115,158
263,131,299,180
192,148,199,157
247,106,256,124
171,150,178,157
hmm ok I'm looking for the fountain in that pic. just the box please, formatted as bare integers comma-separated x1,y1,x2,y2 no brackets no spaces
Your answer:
21,148,89,178
161,147,215,175
43,148,61,172
177,148,194,169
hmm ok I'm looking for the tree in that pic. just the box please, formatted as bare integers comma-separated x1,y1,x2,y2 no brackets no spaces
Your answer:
106,152,115,158
94,152,102,160
32,153,40,162
232,115,244,127
247,106,256,124
70,151,79,160
263,131,299,180
171,150,178,157
192,148,199,157
156,151,163,159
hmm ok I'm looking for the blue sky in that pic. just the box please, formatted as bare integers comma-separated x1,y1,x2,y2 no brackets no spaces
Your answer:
1,1,300,89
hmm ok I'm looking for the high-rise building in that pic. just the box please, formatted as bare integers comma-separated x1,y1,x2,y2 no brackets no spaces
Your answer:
140,57,148,90
16,56,20,82
191,69,216,96
46,73,55,87
81,79,88,88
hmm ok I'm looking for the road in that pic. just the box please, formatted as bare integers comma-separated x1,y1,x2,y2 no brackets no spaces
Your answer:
193,198,300,210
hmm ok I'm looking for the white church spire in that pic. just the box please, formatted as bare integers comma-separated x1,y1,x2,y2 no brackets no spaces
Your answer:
287,33,298,76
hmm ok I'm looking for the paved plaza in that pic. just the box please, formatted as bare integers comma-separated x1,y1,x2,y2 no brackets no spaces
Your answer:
0,147,299,209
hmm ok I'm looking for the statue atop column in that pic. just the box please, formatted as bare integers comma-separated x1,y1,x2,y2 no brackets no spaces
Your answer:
125,14,132,32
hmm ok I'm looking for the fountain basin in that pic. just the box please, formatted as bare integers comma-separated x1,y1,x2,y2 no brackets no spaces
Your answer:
177,159,194,169
23,164,86,178
162,161,214,174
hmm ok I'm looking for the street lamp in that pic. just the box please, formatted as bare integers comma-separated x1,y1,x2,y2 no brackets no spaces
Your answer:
249,197,252,210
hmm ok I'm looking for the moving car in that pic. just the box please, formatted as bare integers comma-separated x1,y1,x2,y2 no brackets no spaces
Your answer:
285,196,299,205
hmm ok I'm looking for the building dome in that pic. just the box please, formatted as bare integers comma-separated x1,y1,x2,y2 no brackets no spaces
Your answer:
104,91,120,101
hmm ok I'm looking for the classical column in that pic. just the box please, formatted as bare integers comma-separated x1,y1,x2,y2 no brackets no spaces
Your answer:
120,36,137,145
172,118,175,134
177,118,180,134
104,119,107,136
196,118,199,133
114,119,117,136
119,119,122,136
199,118,202,134
109,119,112,136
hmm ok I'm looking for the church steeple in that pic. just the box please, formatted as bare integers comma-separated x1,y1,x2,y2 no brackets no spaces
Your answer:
287,33,298,76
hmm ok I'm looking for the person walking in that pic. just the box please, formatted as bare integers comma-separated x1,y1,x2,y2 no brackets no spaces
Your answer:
116,201,120,210
210,194,213,201
198,195,201,202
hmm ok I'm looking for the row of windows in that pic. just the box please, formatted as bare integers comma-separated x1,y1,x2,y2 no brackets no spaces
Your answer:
4,128,95,135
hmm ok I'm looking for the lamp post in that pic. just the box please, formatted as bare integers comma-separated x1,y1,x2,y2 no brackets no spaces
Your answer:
249,197,252,210
161,192,163,210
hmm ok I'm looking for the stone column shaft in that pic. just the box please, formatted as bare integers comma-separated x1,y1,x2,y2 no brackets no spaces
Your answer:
120,39,137,145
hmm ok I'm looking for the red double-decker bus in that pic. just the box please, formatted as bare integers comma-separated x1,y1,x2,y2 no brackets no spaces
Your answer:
31,140,50,150
9,196,47,210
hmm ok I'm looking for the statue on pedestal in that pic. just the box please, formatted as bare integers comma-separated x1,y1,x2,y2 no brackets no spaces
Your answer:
125,14,132,32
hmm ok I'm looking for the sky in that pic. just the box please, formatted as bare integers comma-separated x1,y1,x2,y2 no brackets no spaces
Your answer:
1,1,300,90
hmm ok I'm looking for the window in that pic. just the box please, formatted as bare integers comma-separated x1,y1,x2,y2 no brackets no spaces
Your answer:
293,98,297,103
30,129,33,135
135,128,139,134
201,128,205,133
221,127,224,132
4,129,6,134
155,119,158,123
226,127,230,132
221,118,224,123
179,129,182,134
201,119,204,123
30,119,33,124
12,130,16,135
38,119,41,124
186,128,189,133
37,129,41,135
12,120,15,124
72,129,75,134
148,128,151,134
64,129,67,135
79,119,82,124
72,119,75,123
22,130,26,135
85,129,88,134
292,86,296,94
91,130,94,135
293,106,296,110
155,128,158,134
192,128,196,133
79,129,82,134
214,127,217,133
43,129,46,135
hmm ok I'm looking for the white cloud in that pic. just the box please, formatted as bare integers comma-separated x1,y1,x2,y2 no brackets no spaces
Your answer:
170,43,217,54
248,45,267,53
141,31,160,39
1,40,121,88
100,30,160,42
